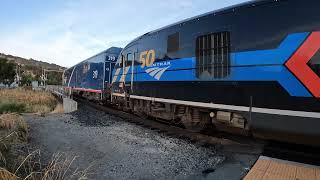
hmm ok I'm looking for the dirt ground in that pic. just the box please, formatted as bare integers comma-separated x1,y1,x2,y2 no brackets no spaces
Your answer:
25,104,259,180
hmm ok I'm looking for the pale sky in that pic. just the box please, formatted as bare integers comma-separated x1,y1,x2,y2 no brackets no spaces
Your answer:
0,0,248,67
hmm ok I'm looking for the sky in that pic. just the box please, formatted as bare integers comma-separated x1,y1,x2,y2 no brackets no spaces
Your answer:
0,0,248,67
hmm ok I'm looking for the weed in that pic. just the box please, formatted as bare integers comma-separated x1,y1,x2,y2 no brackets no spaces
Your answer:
51,104,64,114
0,113,91,180
0,114,28,142
0,103,25,114
1,151,92,180
0,168,17,180
0,89,57,114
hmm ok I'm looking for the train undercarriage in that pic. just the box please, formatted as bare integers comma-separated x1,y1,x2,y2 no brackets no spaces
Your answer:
68,86,320,147
111,93,250,136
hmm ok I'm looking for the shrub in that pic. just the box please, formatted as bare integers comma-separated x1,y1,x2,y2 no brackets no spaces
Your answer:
0,103,25,114
0,89,57,114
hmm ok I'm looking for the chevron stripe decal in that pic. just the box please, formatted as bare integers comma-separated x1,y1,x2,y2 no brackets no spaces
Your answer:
285,32,320,98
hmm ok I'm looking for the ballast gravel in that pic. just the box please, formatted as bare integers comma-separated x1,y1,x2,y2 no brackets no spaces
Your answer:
25,104,258,180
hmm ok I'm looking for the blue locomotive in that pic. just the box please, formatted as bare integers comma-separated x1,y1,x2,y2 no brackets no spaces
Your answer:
64,47,122,101
110,0,320,146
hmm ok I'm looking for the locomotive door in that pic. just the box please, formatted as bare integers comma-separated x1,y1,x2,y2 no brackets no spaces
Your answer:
124,52,134,93
130,50,138,92
103,54,117,100
124,50,137,93
104,55,116,86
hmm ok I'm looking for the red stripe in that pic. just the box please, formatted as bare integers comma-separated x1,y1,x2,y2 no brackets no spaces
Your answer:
285,32,320,98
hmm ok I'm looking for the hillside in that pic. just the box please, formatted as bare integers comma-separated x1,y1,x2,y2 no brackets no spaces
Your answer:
0,53,65,71
0,53,66,86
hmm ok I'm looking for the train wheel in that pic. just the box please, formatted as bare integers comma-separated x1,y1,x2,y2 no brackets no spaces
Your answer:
181,110,211,132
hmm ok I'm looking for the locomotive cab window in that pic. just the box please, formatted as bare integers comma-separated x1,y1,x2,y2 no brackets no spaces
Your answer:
134,52,140,65
167,32,180,53
126,53,133,66
196,31,230,79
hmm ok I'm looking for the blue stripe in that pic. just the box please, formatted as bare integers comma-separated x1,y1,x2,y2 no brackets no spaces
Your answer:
113,32,312,97
231,32,310,66
227,66,311,97
134,58,195,74
129,65,311,97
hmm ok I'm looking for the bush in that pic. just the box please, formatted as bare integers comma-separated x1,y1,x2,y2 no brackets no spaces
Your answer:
0,89,57,114
0,58,16,87
0,103,25,114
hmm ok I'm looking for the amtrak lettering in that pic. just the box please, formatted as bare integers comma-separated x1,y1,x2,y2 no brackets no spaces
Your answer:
139,50,171,80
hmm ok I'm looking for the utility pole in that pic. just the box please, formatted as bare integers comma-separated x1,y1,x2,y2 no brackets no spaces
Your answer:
15,64,21,86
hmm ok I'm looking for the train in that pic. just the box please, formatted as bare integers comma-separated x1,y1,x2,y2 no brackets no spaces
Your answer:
64,47,122,101
65,0,320,146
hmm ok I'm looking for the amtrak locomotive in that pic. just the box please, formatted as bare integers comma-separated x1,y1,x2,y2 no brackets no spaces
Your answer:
64,47,122,101
67,0,320,146
111,0,320,146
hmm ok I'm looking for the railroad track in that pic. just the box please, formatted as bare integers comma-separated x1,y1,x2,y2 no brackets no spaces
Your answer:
75,97,264,156
74,97,320,166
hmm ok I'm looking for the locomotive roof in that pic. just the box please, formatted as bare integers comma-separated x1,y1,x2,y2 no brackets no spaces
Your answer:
84,47,122,61
67,47,122,70
126,0,273,46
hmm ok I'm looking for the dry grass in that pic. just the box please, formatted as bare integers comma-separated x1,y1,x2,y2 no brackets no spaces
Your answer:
0,90,90,179
50,104,64,114
40,152,91,180
0,168,17,180
0,113,28,143
0,114,28,170
0,114,28,133
0,89,57,114
0,151,91,180
0,114,90,179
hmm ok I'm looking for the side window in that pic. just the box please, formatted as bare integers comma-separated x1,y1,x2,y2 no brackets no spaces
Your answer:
126,53,133,66
196,31,230,79
82,63,90,74
134,52,140,65
167,32,180,53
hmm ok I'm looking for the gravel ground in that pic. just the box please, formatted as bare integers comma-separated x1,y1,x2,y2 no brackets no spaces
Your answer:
25,104,258,180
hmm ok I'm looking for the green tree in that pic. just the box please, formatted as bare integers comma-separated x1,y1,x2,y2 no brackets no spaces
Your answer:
47,71,63,85
21,74,34,86
0,58,16,86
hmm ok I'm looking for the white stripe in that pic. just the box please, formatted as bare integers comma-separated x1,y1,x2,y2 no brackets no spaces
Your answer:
145,67,159,73
112,68,121,83
130,95,250,112
252,107,320,119
67,66,76,87
121,95,320,119
119,67,130,82
154,66,170,80
149,68,163,77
